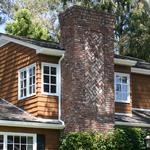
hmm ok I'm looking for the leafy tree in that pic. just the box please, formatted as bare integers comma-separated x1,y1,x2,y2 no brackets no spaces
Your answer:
5,9,50,40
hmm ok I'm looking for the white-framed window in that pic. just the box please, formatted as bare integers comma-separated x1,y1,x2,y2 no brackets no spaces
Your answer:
18,64,36,100
114,72,130,103
42,63,59,96
0,132,36,150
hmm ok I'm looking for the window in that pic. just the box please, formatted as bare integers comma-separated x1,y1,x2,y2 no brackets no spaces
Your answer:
0,132,36,150
42,63,59,95
115,73,130,103
18,64,36,99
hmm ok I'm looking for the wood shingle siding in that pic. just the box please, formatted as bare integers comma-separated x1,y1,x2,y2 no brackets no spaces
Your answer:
132,73,150,109
0,42,59,119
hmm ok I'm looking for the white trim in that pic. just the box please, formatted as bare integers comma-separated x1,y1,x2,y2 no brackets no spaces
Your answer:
132,108,150,112
41,62,59,96
131,67,150,75
0,39,9,47
18,63,36,100
115,112,132,117
115,121,150,128
114,72,130,103
0,120,65,129
0,132,36,150
114,58,137,66
0,35,64,56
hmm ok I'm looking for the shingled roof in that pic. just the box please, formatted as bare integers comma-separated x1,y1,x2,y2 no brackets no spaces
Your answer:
115,110,150,127
0,33,64,50
0,98,61,125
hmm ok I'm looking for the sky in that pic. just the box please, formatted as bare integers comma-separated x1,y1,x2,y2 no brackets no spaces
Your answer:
0,24,5,33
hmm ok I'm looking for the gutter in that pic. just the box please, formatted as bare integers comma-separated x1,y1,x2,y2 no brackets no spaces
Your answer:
114,58,137,66
115,121,150,128
0,120,65,129
58,54,65,126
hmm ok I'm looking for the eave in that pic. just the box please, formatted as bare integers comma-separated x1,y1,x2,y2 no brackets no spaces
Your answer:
0,35,64,56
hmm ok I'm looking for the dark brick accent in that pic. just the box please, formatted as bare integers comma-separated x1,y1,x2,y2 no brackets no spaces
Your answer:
59,6,115,132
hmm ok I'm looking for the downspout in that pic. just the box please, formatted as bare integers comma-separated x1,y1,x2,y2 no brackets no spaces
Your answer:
58,54,65,126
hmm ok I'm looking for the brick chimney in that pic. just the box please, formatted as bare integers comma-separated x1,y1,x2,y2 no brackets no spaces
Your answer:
59,6,115,132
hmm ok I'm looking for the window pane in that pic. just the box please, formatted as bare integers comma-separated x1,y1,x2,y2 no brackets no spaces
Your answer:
44,84,49,92
33,67,35,74
0,144,3,150
21,90,23,97
51,67,56,75
122,84,128,92
21,72,24,79
51,85,56,93
14,144,20,150
116,92,121,101
14,136,20,143
116,84,121,91
8,136,13,143
33,76,35,84
7,144,13,150
29,86,32,94
24,80,26,87
27,137,33,144
21,136,26,144
24,71,26,78
116,76,121,83
122,76,127,83
0,135,3,143
122,93,128,101
24,89,26,96
29,68,33,76
33,85,35,93
21,145,26,150
51,76,56,84
27,145,33,150
44,75,49,83
44,66,49,74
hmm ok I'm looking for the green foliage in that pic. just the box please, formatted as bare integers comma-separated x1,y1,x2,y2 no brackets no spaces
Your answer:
5,9,50,40
59,128,148,150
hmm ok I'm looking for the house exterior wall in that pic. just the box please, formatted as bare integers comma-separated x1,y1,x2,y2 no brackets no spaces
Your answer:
0,42,59,119
0,126,60,150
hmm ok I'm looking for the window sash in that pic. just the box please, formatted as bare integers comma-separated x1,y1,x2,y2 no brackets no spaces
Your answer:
42,63,59,96
115,73,130,103
18,64,36,100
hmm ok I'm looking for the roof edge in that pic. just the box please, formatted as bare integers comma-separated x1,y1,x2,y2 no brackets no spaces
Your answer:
115,121,150,128
0,120,65,130
0,35,64,56
114,58,137,66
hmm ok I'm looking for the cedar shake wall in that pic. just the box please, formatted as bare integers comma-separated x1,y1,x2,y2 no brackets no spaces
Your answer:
132,73,150,109
114,65,132,114
0,42,59,119
0,126,60,150
59,6,115,131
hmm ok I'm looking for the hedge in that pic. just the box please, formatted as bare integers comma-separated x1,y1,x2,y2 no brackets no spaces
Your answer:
59,128,149,150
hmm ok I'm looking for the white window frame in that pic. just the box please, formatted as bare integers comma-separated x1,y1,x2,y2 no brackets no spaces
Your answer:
18,63,36,100
41,62,60,96
0,132,36,150
114,72,130,103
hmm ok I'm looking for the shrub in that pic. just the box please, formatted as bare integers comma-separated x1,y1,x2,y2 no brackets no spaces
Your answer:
59,128,149,150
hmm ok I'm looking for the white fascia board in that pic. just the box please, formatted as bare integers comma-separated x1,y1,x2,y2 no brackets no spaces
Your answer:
115,121,150,128
131,67,150,75
132,108,150,112
0,35,64,56
0,120,65,130
114,58,137,66
115,112,132,117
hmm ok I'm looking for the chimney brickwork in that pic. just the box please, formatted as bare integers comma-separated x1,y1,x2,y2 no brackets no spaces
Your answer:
59,6,115,132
